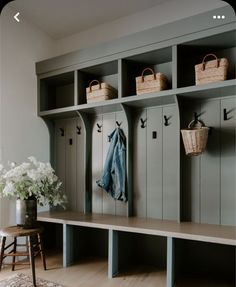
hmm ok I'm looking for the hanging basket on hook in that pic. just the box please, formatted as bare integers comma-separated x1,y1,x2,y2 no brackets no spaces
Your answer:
181,120,209,156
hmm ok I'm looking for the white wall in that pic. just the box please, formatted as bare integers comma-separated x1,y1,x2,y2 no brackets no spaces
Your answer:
54,0,227,56
0,5,54,227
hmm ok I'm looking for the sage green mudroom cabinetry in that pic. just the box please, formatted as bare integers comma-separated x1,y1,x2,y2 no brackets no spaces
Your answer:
36,5,236,287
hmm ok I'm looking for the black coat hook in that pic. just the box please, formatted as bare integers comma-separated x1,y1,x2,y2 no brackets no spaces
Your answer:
77,126,81,135
97,123,102,133
140,118,147,128
164,115,171,126
59,128,64,137
223,108,228,121
116,121,122,127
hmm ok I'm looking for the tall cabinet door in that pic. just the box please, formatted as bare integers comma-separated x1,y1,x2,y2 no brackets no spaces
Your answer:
133,109,147,218
163,105,179,220
76,116,85,213
65,119,77,211
54,120,66,198
92,116,103,213
200,100,221,224
147,107,163,219
221,97,236,226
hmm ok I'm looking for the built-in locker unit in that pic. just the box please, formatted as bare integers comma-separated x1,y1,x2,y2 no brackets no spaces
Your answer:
37,5,236,287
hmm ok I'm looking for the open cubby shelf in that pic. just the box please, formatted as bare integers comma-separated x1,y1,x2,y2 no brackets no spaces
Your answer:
40,71,75,111
36,6,236,287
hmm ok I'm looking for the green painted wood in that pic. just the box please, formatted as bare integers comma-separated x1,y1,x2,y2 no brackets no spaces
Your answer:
122,104,134,216
74,71,78,105
172,45,177,90
76,116,85,212
115,111,128,216
200,100,221,224
63,224,74,267
102,114,116,215
133,109,147,217
43,119,55,167
54,119,66,207
181,102,201,223
108,229,119,278
38,80,236,119
65,119,77,211
174,95,181,223
92,115,103,213
77,111,92,213
118,59,122,99
167,237,175,287
220,97,236,226
146,107,163,219
163,105,179,220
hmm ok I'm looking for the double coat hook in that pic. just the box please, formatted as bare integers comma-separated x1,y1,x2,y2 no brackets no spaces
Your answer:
97,123,102,133
116,121,122,127
164,115,171,126
140,118,147,128
77,126,81,135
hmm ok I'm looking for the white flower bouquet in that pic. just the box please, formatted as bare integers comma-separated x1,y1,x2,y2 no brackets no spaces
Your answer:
0,156,67,208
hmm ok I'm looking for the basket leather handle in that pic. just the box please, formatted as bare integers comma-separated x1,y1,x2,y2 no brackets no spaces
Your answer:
201,54,219,71
141,68,156,82
89,80,101,92
188,119,205,129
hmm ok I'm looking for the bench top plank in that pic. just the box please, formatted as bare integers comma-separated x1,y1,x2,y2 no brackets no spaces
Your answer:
37,211,236,246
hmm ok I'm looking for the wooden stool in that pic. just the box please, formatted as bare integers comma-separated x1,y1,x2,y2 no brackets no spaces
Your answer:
0,226,46,287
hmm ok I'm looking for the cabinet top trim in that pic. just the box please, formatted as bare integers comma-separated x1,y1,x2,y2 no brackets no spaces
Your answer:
36,6,235,76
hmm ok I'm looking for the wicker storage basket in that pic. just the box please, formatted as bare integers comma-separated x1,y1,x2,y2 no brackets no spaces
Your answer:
86,80,117,103
181,120,209,156
136,68,168,95
195,54,228,85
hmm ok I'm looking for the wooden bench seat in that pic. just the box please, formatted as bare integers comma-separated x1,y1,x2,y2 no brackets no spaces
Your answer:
37,211,236,246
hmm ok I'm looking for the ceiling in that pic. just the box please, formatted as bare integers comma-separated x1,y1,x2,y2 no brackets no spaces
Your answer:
11,0,168,39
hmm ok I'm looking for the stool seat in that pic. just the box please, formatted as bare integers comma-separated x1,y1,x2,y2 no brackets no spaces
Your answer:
0,226,43,238
0,225,46,287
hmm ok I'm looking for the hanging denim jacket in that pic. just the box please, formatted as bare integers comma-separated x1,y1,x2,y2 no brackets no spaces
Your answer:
96,128,127,201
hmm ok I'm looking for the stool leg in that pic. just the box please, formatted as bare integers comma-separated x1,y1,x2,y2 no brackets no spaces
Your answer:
0,236,6,271
28,236,36,287
38,233,46,270
12,237,17,271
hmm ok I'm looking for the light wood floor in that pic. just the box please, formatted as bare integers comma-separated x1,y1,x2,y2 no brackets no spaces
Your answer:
0,253,166,287
0,253,234,287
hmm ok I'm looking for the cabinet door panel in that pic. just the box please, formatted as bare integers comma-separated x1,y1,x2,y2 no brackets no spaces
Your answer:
76,116,85,213
65,118,77,211
221,97,236,226
133,109,147,218
182,103,201,222
147,107,163,219
115,111,128,216
54,120,66,200
102,113,116,215
163,105,178,220
92,115,103,213
200,100,220,224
